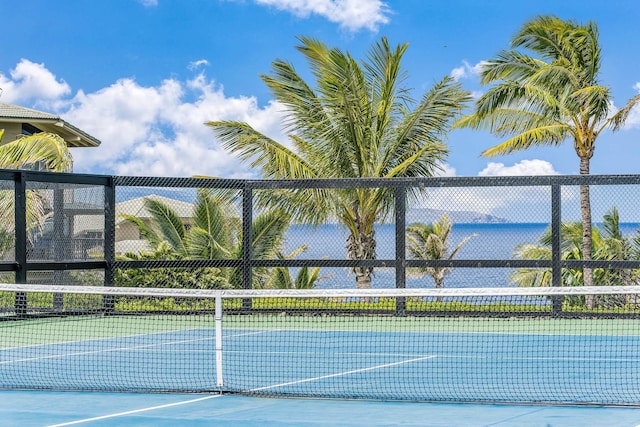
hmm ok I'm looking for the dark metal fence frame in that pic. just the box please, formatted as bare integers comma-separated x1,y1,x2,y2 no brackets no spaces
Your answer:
4,169,640,314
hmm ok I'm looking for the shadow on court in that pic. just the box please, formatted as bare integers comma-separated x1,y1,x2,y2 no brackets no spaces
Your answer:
2,391,640,427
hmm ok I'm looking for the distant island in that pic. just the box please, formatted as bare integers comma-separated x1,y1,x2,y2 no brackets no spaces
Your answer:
406,208,510,224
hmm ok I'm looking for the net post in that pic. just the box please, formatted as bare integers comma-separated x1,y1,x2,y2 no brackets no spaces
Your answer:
215,292,224,390
394,185,407,314
103,176,116,313
241,182,253,311
52,186,64,311
14,171,27,316
551,182,562,315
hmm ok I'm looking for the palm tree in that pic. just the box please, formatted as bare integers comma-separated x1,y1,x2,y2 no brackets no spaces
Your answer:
456,15,640,303
406,214,476,299
120,189,315,289
512,207,637,308
208,37,470,288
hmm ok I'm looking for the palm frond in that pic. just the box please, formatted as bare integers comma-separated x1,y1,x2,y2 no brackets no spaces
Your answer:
142,198,188,255
448,233,477,259
608,93,640,131
474,81,560,120
248,210,291,260
192,189,235,249
511,15,578,63
260,59,330,140
118,214,164,249
265,267,293,289
207,121,319,180
188,227,232,259
0,132,73,172
510,268,553,287
481,123,568,157
602,207,622,240
363,37,409,153
480,50,544,84
568,85,611,123
528,63,581,91
513,243,552,260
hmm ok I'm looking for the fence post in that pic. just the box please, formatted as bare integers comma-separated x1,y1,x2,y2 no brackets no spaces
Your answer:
395,185,407,313
242,182,253,310
103,176,116,312
551,182,562,315
14,172,27,316
52,187,64,310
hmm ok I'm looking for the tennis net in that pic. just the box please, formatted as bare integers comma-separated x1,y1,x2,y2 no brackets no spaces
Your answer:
1,283,640,405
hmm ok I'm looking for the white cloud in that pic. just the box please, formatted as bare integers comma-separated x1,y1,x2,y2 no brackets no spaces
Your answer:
450,66,466,81
139,0,158,6
64,73,287,177
450,60,486,81
1,59,287,177
188,59,210,71
434,163,456,177
479,159,559,176
0,59,71,105
253,0,391,32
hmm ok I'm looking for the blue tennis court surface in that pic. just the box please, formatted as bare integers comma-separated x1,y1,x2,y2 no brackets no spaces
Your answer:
2,391,640,426
2,321,640,404
3,314,640,425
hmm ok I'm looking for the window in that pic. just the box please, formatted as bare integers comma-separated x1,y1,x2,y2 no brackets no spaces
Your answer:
21,123,42,136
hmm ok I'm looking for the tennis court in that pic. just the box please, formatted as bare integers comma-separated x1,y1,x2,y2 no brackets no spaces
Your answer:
4,318,640,402
2,285,640,425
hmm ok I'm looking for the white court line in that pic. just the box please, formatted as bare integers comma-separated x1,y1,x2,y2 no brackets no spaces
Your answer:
1,328,273,366
44,394,222,427
248,354,437,392
0,336,214,365
41,354,438,425
226,329,277,338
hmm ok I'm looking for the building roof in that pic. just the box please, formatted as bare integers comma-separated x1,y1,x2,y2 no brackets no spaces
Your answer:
0,103,101,148
115,195,195,224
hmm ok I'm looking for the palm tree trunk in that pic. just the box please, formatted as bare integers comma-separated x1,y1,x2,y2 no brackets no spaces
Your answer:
579,156,595,309
435,273,444,303
347,226,376,289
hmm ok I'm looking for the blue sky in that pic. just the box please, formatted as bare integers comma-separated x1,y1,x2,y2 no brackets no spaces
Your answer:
2,0,640,182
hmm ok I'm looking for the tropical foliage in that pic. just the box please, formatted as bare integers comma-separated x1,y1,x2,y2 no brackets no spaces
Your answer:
119,189,317,289
208,36,470,288
406,214,476,296
115,243,232,290
0,131,73,172
512,207,640,309
456,15,640,298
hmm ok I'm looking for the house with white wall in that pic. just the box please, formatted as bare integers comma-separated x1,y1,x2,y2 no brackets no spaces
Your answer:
0,102,101,153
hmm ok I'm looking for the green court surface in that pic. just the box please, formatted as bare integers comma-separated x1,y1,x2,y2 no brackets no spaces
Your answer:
0,315,213,347
3,313,640,350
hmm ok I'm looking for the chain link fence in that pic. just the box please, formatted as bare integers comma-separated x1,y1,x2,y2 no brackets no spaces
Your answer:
3,169,640,315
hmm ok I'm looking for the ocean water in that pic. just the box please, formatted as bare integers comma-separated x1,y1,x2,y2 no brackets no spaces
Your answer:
283,223,640,289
